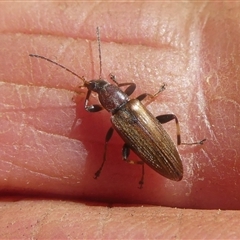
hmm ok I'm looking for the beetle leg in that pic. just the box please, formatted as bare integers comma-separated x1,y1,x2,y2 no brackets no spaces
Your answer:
122,143,145,188
84,90,103,112
136,83,166,102
156,114,206,145
109,73,136,96
94,127,114,179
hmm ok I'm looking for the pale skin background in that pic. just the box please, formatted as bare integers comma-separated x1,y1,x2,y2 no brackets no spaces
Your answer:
0,1,240,239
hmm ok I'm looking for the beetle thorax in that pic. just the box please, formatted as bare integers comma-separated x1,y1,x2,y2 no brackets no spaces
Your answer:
87,80,129,113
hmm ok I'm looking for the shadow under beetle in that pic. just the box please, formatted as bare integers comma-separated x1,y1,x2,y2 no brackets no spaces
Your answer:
29,27,206,188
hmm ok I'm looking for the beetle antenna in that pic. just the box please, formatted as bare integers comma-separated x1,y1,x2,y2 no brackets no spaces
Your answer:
29,54,85,83
96,27,103,80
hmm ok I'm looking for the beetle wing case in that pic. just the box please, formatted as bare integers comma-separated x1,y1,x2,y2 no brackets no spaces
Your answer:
111,99,183,181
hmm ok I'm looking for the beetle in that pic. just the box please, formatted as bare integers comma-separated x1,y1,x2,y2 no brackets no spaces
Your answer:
29,27,206,188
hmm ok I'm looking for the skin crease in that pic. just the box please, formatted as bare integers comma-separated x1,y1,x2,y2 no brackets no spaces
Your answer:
0,1,240,239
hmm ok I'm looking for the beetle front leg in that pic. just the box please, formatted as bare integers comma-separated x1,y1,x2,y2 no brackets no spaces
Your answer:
122,143,145,188
84,90,103,112
156,114,206,145
94,127,114,179
109,74,136,97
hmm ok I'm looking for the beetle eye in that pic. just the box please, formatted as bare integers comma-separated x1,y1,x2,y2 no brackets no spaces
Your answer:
88,81,96,90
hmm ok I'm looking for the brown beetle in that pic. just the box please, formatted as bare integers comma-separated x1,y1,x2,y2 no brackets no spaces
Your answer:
30,27,206,188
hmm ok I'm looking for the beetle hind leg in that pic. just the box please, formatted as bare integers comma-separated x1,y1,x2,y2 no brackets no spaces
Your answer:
122,143,145,188
156,114,206,146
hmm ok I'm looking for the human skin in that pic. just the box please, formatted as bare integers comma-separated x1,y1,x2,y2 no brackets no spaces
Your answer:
0,1,240,239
